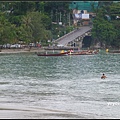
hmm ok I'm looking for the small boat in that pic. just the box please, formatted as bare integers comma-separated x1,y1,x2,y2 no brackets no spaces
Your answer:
68,50,99,55
37,51,69,56
108,50,120,53
68,52,94,55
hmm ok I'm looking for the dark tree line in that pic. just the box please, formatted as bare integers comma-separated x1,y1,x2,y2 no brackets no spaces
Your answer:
91,1,120,49
0,1,72,46
0,1,120,49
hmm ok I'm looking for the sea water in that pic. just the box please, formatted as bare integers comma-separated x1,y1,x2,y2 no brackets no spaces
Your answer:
0,52,120,119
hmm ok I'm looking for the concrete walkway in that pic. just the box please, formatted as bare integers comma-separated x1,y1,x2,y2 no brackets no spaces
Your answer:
55,26,92,47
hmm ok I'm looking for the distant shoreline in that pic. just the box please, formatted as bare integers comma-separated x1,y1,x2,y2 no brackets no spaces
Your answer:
0,47,120,54
0,47,77,54
0,47,44,54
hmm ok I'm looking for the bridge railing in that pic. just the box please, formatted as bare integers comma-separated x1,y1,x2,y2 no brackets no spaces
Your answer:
52,29,77,43
53,26,92,46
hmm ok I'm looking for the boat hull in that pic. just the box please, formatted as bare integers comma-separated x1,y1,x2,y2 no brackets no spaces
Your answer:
37,52,69,56
68,53,94,55
108,50,120,53
37,50,99,56
68,50,99,55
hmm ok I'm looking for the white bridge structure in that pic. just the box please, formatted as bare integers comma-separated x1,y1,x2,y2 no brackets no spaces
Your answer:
52,26,92,48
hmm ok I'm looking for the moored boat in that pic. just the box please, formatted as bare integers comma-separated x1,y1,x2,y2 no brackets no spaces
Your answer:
68,52,94,55
37,51,69,56
68,49,99,55
36,49,99,56
108,50,120,53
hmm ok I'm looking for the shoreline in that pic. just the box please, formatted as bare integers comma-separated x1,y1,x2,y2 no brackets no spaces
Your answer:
0,103,83,119
0,47,69,54
0,48,44,54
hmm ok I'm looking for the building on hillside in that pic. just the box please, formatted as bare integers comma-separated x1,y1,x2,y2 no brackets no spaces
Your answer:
69,1,120,27
69,1,98,27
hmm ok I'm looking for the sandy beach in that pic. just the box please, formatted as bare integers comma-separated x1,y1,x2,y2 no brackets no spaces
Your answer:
0,103,80,119
0,47,44,54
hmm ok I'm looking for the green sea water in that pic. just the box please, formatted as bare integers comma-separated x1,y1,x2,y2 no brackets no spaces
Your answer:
0,51,120,118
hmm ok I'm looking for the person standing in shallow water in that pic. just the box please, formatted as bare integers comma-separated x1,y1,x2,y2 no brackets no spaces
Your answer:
101,74,107,79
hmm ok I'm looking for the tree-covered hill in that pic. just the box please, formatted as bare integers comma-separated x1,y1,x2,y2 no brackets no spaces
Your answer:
0,1,120,49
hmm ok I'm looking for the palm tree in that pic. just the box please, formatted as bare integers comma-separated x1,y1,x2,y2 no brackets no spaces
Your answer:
21,13,33,43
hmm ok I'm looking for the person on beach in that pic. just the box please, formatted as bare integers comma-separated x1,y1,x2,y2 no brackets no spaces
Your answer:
101,74,107,79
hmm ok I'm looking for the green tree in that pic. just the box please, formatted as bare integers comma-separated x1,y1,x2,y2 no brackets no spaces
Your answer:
110,19,120,48
7,2,36,27
0,12,17,45
92,16,117,48
21,11,52,45
91,3,118,48
108,2,120,20
21,13,33,44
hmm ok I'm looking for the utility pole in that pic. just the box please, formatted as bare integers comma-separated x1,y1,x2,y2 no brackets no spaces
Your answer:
51,10,53,20
56,10,57,22
69,12,70,26
60,11,61,22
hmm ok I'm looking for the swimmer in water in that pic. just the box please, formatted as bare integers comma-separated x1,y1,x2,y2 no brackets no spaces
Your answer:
101,74,107,79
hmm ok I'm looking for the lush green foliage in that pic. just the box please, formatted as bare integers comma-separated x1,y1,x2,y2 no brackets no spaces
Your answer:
91,2,120,48
0,1,120,48
0,1,72,46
